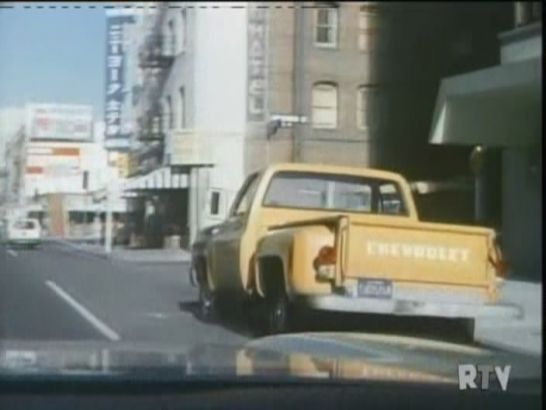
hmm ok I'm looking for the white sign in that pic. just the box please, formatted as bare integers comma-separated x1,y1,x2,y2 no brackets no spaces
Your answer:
26,104,93,141
104,138,130,150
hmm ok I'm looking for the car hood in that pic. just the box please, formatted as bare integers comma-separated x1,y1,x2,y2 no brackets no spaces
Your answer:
0,333,541,386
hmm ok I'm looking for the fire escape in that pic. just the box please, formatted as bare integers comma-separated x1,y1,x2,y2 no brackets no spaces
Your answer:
133,3,175,175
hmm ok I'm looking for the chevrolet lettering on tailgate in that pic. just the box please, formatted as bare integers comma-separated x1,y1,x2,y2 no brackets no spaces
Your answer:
191,163,522,339
366,241,470,263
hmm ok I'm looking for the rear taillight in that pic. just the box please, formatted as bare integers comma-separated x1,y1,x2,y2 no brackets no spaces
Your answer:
314,245,336,281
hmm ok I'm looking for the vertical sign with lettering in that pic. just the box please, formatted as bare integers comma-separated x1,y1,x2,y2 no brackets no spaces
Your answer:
104,10,135,151
247,7,268,122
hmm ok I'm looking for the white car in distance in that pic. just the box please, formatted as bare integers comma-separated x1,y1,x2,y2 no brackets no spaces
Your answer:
6,218,42,249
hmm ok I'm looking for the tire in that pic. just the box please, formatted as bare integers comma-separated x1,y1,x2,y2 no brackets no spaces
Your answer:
265,286,293,335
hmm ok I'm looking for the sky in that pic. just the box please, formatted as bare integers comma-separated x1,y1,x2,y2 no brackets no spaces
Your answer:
0,2,116,158
0,3,107,118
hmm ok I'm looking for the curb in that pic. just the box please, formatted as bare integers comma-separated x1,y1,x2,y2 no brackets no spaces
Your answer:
45,238,191,264
45,238,110,260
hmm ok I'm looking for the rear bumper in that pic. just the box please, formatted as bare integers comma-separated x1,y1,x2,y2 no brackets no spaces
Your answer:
299,294,523,320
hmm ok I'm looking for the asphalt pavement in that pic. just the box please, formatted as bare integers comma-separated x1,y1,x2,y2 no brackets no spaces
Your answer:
0,242,249,347
0,242,541,355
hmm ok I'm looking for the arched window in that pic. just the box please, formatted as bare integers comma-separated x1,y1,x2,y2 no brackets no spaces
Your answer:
357,85,380,130
312,82,338,129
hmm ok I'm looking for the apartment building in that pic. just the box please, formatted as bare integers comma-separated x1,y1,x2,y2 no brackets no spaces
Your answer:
124,2,515,248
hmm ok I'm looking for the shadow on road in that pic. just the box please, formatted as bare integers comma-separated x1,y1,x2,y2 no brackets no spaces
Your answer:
178,298,474,345
178,301,256,338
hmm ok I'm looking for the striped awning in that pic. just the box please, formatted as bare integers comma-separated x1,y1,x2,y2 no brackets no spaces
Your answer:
123,167,189,191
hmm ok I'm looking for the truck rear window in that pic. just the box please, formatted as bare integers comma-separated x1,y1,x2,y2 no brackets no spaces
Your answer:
263,171,407,215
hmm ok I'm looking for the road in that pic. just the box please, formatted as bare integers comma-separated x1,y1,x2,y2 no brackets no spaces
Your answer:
1,242,541,356
0,242,249,347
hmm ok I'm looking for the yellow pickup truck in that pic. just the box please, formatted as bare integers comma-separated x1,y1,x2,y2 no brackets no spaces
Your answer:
191,163,520,339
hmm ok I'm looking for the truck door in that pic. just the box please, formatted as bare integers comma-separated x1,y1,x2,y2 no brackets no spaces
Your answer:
212,173,261,291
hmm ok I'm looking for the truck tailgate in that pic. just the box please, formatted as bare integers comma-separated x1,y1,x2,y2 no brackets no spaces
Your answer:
343,219,494,287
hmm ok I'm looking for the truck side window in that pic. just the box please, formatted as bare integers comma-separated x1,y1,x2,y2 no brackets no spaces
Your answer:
210,191,221,216
231,173,260,217
378,182,407,215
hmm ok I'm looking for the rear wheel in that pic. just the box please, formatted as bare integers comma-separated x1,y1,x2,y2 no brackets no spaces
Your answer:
265,286,294,335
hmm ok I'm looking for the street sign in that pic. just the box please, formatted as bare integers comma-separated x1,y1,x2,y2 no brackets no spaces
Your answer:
270,114,308,126
267,115,308,138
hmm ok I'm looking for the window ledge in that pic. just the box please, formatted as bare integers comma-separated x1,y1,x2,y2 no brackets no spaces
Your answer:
312,125,338,130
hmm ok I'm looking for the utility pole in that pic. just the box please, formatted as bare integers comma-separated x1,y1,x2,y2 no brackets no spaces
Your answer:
292,5,305,162
470,145,487,224
105,182,114,254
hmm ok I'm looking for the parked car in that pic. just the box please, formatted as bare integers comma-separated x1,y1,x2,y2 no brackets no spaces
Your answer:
191,163,521,339
6,218,42,249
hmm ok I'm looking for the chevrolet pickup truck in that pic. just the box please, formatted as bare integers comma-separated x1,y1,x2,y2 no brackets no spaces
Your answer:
191,163,521,339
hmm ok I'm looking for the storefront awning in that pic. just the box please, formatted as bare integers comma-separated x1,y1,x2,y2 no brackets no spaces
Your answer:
430,57,541,147
123,166,189,192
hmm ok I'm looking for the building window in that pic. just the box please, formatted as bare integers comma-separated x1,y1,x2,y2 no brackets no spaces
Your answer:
179,87,185,129
180,8,187,52
516,2,542,27
210,191,221,216
163,96,173,131
312,82,338,129
358,4,379,52
357,85,381,130
167,19,176,56
314,7,338,47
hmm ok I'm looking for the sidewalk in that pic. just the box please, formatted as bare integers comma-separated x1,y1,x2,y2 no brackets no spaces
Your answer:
476,279,542,355
47,238,191,264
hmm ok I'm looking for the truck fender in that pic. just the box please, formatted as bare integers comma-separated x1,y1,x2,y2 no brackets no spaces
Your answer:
255,254,290,298
192,254,216,292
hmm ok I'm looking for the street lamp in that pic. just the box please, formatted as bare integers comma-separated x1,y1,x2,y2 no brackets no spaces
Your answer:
470,144,487,223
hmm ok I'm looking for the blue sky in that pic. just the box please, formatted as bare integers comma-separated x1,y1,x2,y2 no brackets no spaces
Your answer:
0,3,107,118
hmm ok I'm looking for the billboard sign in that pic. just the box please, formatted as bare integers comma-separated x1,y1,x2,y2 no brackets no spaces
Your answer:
26,104,93,141
26,144,81,177
104,9,135,151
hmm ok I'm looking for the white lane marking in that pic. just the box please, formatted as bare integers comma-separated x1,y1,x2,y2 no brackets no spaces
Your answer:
45,280,121,342
7,249,18,257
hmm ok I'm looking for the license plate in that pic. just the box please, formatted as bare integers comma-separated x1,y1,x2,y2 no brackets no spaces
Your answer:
357,279,393,299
